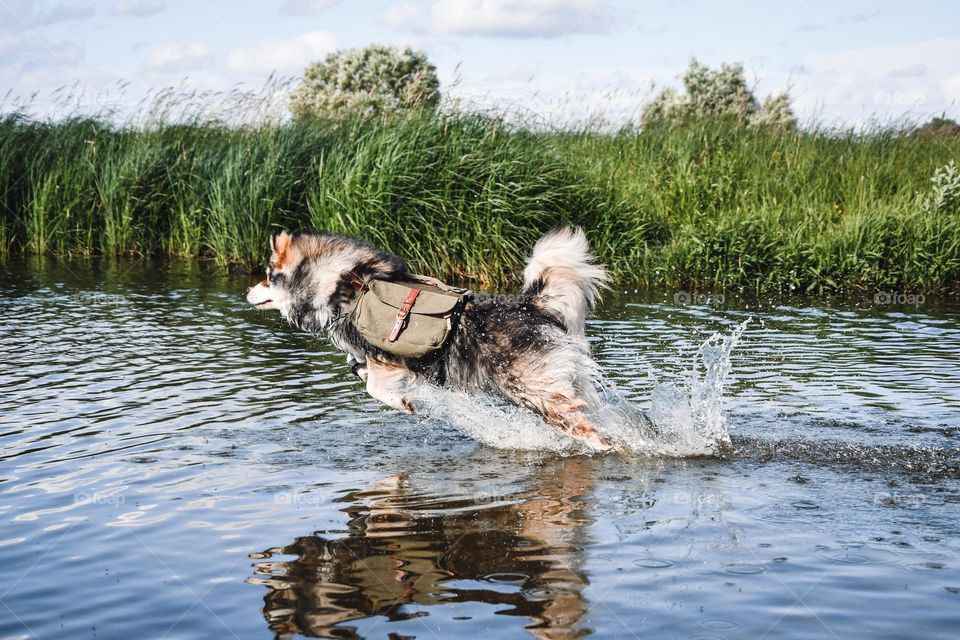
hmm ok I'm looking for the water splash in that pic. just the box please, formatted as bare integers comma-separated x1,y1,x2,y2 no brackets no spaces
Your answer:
640,319,749,455
415,320,749,456
414,388,578,453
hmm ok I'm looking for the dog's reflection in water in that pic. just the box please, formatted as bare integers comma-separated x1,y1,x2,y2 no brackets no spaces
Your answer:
249,458,599,639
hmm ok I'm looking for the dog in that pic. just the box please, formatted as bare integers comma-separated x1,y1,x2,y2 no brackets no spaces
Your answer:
246,227,612,450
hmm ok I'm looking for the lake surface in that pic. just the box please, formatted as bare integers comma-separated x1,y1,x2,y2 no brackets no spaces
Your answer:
1,257,959,639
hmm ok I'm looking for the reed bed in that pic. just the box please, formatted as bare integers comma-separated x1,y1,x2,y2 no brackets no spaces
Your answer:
1,108,957,291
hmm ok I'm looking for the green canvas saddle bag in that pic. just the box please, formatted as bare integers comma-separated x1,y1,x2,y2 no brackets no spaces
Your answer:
347,275,470,358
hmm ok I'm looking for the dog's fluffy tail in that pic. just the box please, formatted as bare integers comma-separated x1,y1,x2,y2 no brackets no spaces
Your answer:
521,227,609,336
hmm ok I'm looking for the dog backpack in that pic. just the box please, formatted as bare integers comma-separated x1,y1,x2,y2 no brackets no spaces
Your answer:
346,275,471,358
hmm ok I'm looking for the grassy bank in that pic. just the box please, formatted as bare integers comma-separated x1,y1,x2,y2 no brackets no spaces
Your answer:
561,121,960,291
1,110,958,291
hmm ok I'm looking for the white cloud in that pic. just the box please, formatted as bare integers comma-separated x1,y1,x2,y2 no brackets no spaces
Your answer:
840,10,880,24
0,31,97,116
792,37,960,124
384,2,424,32
226,30,337,75
279,0,337,15
39,3,97,25
429,0,614,38
811,38,960,78
144,42,211,72
887,63,928,79
482,61,541,84
0,32,83,69
0,1,98,30
111,1,166,17
445,62,657,129
942,74,960,105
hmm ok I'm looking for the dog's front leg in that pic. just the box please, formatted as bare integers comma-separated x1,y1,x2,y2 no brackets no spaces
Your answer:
365,357,416,414
347,354,368,383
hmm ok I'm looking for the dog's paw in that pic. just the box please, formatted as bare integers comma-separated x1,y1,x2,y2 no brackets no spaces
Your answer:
581,430,614,452
350,362,369,382
570,424,614,452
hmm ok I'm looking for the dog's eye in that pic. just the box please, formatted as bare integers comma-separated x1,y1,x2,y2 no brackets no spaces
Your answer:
267,265,284,286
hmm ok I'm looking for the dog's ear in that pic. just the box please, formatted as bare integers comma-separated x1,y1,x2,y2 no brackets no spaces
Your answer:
269,234,277,254
272,231,294,268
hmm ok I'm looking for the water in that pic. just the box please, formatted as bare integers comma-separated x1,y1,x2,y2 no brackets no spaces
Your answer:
1,257,959,639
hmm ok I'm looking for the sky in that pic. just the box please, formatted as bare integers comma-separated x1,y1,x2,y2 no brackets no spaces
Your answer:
1,0,958,127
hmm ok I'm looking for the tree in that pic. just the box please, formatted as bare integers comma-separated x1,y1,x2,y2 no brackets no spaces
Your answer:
641,59,796,129
290,44,440,121
912,115,960,140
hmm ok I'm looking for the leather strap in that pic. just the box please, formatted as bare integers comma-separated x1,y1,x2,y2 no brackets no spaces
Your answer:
388,288,420,342
349,276,368,292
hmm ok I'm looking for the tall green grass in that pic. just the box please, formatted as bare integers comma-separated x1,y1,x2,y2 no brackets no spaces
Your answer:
556,118,960,291
0,109,957,291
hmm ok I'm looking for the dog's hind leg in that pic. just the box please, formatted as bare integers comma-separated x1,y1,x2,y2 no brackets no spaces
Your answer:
365,357,417,414
541,404,612,452
503,382,612,451
497,354,611,450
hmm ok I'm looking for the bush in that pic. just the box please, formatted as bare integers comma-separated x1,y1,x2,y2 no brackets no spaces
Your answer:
290,45,440,121
913,116,960,140
641,59,796,129
927,160,960,215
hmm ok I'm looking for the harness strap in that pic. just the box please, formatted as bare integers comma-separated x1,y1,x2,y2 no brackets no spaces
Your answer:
388,288,420,342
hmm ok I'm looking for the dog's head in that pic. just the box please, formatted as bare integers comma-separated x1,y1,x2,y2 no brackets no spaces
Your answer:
247,230,410,330
246,231,302,316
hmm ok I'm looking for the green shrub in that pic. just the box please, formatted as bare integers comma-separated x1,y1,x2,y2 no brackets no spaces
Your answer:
290,45,440,121
927,160,960,215
642,59,796,129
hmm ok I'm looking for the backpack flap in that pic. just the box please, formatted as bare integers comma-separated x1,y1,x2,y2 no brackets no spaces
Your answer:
349,279,463,357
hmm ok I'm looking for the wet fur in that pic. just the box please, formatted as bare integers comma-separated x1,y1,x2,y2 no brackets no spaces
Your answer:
246,229,611,450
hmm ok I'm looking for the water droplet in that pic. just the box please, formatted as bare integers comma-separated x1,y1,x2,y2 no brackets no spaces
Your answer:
699,620,741,630
829,554,870,564
523,587,556,601
633,558,675,569
724,564,765,575
483,572,527,583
